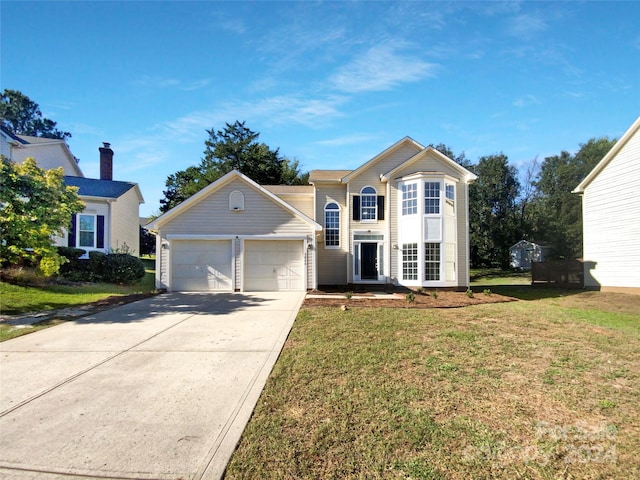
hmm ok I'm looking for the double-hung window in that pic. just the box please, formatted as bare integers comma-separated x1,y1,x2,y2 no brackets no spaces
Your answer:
360,186,377,221
402,183,417,215
324,202,340,247
78,214,96,248
424,182,440,214
424,242,441,281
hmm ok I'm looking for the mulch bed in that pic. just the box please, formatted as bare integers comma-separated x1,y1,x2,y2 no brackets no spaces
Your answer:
303,289,516,308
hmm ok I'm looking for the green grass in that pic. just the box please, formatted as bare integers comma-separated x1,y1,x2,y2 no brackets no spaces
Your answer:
225,291,640,479
0,271,155,316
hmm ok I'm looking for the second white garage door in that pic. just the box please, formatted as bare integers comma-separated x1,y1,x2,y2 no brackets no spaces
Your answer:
244,240,304,291
171,240,233,291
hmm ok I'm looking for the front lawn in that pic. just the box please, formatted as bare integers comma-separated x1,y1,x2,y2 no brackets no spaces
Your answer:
0,271,155,316
225,290,640,479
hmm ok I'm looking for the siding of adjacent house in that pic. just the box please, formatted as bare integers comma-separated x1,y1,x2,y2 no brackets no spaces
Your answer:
8,141,83,177
314,183,348,285
582,126,640,291
53,200,111,249
110,186,141,254
157,177,316,290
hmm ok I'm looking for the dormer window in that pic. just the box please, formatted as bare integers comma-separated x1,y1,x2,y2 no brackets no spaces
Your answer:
229,190,244,211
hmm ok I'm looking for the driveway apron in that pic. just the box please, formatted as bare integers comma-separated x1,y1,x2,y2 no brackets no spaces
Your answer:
0,291,305,480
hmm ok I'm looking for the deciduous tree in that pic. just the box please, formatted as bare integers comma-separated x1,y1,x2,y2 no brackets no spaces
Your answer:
0,156,83,275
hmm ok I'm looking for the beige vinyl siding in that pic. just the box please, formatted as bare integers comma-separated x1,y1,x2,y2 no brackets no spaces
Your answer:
271,194,315,218
315,184,348,285
160,178,312,236
582,129,640,289
10,142,82,177
110,187,141,255
157,177,317,291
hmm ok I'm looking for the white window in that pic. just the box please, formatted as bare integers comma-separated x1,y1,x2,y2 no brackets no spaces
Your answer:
360,186,377,221
425,242,441,281
402,183,417,215
402,243,418,280
424,182,440,214
229,190,244,211
324,202,340,247
446,184,455,203
78,214,96,248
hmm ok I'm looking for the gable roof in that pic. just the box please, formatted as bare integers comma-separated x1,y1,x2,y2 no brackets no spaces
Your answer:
340,137,425,183
64,176,143,202
150,170,322,231
573,116,640,194
381,146,478,184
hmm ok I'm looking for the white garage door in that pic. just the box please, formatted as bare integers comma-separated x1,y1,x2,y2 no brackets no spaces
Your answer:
244,240,304,291
171,240,232,291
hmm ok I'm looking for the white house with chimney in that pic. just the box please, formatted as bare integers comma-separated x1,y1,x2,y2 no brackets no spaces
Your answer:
1,128,144,255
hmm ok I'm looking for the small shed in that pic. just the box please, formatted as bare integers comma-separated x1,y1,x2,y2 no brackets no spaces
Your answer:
510,240,552,270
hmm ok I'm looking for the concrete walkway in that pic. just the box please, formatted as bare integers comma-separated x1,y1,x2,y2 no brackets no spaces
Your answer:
0,291,305,480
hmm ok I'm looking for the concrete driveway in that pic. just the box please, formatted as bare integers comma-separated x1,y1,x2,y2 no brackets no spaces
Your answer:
0,291,305,480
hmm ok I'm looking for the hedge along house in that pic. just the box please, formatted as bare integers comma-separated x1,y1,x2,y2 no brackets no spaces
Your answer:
151,137,476,292
150,171,321,292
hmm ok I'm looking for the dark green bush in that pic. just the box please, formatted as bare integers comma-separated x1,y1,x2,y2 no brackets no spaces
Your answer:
57,247,90,281
99,253,145,284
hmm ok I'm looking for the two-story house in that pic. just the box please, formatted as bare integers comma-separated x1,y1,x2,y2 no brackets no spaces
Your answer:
1,127,144,255
150,137,476,292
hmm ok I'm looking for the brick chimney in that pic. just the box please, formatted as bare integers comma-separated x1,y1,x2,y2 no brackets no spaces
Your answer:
99,142,113,180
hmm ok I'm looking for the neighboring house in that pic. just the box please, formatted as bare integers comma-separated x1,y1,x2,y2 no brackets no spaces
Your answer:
0,126,84,176
151,137,477,292
573,116,640,294
1,128,144,256
509,240,552,270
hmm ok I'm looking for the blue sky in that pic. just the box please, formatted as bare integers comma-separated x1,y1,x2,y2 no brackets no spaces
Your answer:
2,1,639,216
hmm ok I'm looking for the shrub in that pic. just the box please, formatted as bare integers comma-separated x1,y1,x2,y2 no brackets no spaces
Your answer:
416,287,424,295
57,247,91,282
344,291,353,300
406,292,416,303
99,253,145,284
466,288,474,298
483,288,492,296
432,289,439,299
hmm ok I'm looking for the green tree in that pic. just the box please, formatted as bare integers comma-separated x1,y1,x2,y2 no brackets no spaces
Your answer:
0,156,84,275
531,137,615,258
160,121,308,212
0,89,71,140
468,154,521,268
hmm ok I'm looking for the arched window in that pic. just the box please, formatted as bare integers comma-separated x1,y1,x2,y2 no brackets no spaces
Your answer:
229,190,244,211
324,202,340,247
360,186,377,221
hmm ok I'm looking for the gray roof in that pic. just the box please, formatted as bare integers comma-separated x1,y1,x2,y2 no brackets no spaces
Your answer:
64,176,136,199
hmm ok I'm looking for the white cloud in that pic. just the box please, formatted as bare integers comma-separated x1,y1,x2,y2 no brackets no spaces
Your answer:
134,75,211,91
506,13,548,39
513,94,541,108
315,134,376,147
330,41,438,93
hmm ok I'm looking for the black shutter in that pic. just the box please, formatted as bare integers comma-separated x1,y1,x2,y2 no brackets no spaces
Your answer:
96,215,105,249
68,215,77,247
353,196,360,221
377,196,385,220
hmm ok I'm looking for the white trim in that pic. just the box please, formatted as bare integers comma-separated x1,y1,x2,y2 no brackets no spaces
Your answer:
324,201,341,249
382,147,477,184
351,230,386,283
573,116,640,193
